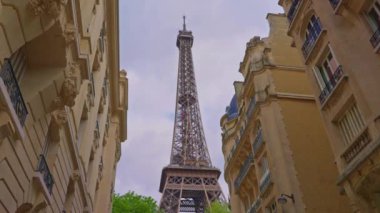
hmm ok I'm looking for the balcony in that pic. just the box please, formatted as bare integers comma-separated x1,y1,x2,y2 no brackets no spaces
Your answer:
0,59,28,126
252,129,264,153
287,0,301,25
302,19,323,59
329,0,340,10
341,129,371,163
234,153,254,190
247,198,261,213
36,155,54,194
259,170,271,193
370,28,380,49
318,65,344,104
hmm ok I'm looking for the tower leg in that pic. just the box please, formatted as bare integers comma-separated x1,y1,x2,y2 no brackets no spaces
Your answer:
160,188,181,213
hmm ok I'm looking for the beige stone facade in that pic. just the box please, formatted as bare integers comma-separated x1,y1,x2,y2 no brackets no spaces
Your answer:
220,14,350,213
278,0,380,212
0,0,127,212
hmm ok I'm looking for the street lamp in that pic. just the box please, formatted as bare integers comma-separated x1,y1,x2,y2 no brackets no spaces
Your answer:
277,193,295,204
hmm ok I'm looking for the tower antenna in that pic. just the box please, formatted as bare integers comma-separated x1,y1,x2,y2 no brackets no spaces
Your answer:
183,15,186,31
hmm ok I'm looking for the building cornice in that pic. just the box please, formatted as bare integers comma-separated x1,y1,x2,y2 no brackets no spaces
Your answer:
273,92,315,101
105,0,127,142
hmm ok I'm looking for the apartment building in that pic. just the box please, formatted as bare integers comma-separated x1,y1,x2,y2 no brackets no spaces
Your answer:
278,0,380,211
0,0,127,212
220,14,349,213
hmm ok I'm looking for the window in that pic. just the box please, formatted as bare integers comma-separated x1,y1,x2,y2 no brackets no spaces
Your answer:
302,15,322,57
252,123,264,152
287,0,300,23
259,156,269,179
99,22,106,54
367,1,380,32
338,103,365,145
265,200,277,213
305,15,322,43
368,1,380,47
313,48,343,103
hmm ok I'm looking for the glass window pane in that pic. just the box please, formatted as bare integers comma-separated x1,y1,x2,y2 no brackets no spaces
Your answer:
368,8,380,31
313,67,326,90
328,53,339,73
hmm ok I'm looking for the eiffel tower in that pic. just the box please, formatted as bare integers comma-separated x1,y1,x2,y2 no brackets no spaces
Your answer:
159,17,225,213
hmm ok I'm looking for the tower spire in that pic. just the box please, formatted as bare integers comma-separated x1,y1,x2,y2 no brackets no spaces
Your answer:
158,17,225,213
183,15,187,31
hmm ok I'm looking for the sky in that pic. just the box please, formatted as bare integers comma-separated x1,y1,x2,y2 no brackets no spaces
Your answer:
116,0,283,202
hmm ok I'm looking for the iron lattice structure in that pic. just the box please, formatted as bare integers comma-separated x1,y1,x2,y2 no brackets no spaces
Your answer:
159,17,224,213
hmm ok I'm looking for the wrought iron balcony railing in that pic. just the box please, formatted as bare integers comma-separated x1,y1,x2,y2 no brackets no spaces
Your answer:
259,170,271,193
287,0,301,24
342,129,371,163
36,154,54,194
234,153,254,190
318,65,344,104
247,198,261,213
329,0,340,10
370,28,380,48
0,59,28,126
302,19,322,58
253,128,264,153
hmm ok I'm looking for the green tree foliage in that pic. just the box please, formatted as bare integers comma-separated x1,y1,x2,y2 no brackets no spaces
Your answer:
205,201,231,213
112,191,163,213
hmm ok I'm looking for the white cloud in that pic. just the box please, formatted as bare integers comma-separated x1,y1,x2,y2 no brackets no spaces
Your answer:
116,0,283,202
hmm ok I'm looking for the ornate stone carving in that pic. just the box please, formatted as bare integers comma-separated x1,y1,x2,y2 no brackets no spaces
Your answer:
70,170,80,182
263,48,274,65
246,36,262,48
65,62,80,77
28,0,45,16
49,109,67,141
28,0,68,17
64,24,77,44
49,78,78,141
56,78,78,108
64,62,80,88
